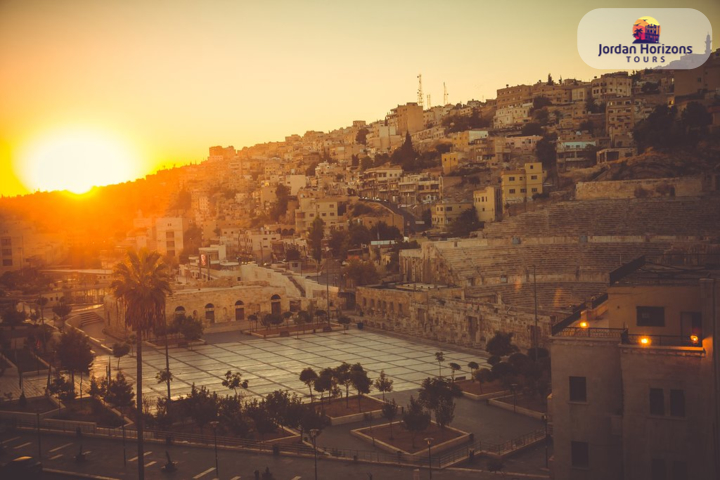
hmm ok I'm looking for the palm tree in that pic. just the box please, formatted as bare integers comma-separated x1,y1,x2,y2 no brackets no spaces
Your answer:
111,249,172,480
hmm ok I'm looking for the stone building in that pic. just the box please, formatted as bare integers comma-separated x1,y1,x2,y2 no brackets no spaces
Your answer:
550,259,719,480
104,281,295,337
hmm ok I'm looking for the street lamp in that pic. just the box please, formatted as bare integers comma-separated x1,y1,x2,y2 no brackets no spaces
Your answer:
310,428,320,480
424,437,433,479
511,383,519,413
209,420,219,478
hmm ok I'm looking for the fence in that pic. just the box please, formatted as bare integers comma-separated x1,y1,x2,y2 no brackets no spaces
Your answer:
1,416,547,469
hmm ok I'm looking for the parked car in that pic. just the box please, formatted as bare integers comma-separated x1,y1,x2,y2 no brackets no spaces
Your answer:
0,456,42,479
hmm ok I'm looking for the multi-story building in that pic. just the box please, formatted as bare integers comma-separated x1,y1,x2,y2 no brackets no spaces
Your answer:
496,84,532,109
500,162,545,204
590,72,633,101
155,217,184,258
441,152,461,175
431,200,473,229
473,186,501,223
295,196,342,234
393,103,424,136
494,103,533,127
550,258,720,480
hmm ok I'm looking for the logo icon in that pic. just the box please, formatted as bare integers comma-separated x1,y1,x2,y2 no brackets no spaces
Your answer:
633,17,661,44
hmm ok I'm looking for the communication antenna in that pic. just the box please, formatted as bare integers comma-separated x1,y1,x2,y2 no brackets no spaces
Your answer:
417,74,424,107
427,94,431,109
443,82,449,105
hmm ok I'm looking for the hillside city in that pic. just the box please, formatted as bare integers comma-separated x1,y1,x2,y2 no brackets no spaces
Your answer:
1,45,719,480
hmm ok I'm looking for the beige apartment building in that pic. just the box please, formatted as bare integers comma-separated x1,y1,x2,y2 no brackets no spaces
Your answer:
473,186,501,223
550,258,719,480
500,162,545,204
431,200,473,229
496,84,532,109
294,196,343,234
590,72,632,101
393,103,424,136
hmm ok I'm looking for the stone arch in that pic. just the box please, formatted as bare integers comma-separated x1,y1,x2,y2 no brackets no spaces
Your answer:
271,294,281,316
174,306,186,318
235,300,245,321
205,303,215,323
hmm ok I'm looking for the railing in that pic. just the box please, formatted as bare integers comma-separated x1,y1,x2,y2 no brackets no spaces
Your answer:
554,327,626,339
609,255,645,284
483,429,546,456
551,306,584,335
621,333,703,348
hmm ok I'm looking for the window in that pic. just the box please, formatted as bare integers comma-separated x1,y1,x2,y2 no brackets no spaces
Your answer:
520,188,526,193
531,175,538,180
571,441,589,468
569,376,587,402
670,390,685,417
532,188,538,193
649,388,664,415
2,259,12,266
166,231,174,239
0,238,10,246
509,189,516,194
637,306,665,327
1,249,10,256
509,176,516,181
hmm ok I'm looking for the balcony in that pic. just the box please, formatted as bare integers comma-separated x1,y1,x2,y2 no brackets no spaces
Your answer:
621,332,703,348
553,326,625,339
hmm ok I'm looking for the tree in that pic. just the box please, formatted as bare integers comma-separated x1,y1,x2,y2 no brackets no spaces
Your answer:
521,122,544,136
449,207,481,237
1,305,26,327
579,119,595,134
299,404,327,440
182,384,219,433
218,395,250,437
106,372,135,409
88,375,107,399
337,315,351,333
349,363,372,412
382,399,399,440
374,370,394,401
391,133,416,170
313,367,336,407
244,398,277,440
355,128,369,145
300,367,318,402
48,372,75,402
434,351,445,377
222,370,249,397
308,217,325,263
56,328,94,398
435,397,456,433
285,246,301,261
681,102,712,139
402,396,430,449
264,389,292,431
448,363,461,382
111,249,172,480
51,300,72,328
172,314,204,342
473,368,495,394
295,310,311,335
112,342,130,371
467,361,480,382
418,377,462,429
271,184,291,221
333,363,352,406
343,259,379,287
486,332,520,357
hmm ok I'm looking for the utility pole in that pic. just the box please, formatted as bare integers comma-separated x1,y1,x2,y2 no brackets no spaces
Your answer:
443,82,448,105
417,74,424,108
533,265,538,361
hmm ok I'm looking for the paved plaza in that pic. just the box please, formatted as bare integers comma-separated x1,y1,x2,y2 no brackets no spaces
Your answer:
94,329,490,403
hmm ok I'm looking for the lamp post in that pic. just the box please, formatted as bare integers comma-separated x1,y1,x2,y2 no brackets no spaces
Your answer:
424,437,433,479
36,411,42,462
310,428,320,480
542,414,549,469
511,383,518,413
209,420,219,478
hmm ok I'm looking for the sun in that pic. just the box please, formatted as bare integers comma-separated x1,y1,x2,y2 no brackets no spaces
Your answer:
18,128,142,194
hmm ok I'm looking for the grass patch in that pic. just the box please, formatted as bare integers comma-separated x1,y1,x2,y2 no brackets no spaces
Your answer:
456,379,506,396
56,397,125,428
315,395,384,418
0,396,56,413
361,421,466,454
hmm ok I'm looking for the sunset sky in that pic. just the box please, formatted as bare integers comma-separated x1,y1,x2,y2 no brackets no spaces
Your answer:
1,0,718,196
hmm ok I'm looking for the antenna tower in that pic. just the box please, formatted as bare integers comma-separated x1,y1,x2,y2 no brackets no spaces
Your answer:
417,74,424,107
443,82,449,105
427,94,431,109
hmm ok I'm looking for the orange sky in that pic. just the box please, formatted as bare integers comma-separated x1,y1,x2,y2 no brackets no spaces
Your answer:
1,0,718,196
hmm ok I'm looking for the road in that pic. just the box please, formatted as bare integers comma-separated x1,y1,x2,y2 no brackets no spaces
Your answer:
1,430,548,480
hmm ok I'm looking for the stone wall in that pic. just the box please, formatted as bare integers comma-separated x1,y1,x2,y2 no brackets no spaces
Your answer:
575,176,705,200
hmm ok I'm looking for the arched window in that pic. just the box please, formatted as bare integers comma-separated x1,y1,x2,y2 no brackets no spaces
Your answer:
235,300,245,321
174,306,186,319
205,303,215,323
271,294,281,316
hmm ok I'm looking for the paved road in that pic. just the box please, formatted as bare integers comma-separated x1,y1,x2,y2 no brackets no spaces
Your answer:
1,430,548,480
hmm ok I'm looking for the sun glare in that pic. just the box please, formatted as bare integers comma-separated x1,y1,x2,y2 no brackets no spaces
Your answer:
18,129,142,194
